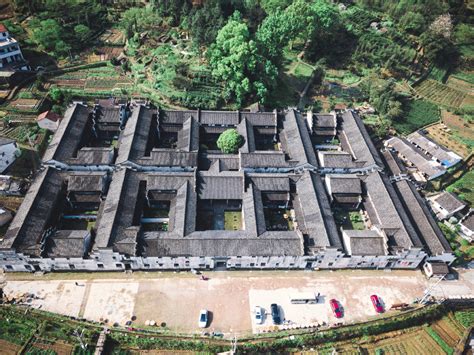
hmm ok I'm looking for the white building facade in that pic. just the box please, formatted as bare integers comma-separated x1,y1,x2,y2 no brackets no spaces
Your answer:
0,24,28,70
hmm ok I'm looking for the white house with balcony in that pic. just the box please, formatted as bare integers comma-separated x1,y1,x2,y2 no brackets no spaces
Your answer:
0,23,28,71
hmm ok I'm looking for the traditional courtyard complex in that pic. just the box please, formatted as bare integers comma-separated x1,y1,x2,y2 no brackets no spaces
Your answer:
0,101,454,272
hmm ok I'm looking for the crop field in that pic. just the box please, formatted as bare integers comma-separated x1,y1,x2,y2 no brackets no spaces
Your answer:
49,66,133,94
29,338,75,355
394,99,440,134
100,28,126,46
430,316,464,349
367,328,446,355
414,79,470,108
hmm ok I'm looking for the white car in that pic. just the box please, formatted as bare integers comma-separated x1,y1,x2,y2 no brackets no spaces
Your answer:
198,309,208,328
254,306,264,324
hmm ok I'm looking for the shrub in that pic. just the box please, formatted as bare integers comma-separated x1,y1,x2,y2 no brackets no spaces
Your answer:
217,129,244,154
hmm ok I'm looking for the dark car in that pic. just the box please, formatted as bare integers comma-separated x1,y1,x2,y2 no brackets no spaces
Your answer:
270,303,281,324
330,299,343,318
371,295,384,313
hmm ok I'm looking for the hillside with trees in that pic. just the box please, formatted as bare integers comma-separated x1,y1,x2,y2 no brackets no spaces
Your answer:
2,0,473,138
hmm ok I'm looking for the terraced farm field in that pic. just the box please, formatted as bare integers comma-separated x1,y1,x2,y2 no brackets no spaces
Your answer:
415,79,471,108
430,316,464,349
369,329,446,355
50,66,133,94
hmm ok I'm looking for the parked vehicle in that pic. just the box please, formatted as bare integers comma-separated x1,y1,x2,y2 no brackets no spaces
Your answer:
371,294,384,313
198,309,208,328
254,306,264,324
329,299,343,318
270,303,281,324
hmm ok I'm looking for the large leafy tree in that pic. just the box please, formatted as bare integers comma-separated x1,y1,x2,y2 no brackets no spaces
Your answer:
217,129,244,154
30,19,71,57
208,12,277,105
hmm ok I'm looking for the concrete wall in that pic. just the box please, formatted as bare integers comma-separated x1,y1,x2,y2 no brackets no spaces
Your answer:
0,247,428,273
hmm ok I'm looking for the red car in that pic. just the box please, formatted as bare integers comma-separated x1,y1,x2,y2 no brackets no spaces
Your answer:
371,294,384,313
329,299,343,318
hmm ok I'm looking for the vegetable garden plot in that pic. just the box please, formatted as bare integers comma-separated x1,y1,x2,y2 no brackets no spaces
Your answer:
415,79,470,108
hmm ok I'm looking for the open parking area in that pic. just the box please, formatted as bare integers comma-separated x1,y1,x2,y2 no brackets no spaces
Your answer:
3,269,474,336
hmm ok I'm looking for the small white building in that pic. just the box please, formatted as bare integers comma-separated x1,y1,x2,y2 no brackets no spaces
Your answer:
430,191,467,220
37,111,62,131
423,261,449,278
459,213,474,242
0,137,19,173
0,23,28,70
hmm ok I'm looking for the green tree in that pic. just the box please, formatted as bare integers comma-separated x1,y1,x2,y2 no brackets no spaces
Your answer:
186,0,225,46
74,24,91,43
208,12,277,104
217,129,244,154
30,19,70,56
399,12,426,35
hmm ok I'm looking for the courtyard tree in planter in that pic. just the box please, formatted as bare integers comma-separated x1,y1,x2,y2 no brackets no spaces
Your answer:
217,129,244,154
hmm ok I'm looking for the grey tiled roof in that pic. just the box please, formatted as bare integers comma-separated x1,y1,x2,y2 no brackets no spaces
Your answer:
46,230,89,258
249,174,290,191
339,110,383,168
407,131,461,167
281,109,318,167
199,110,239,126
137,150,198,167
394,180,451,255
240,152,288,168
241,111,277,127
326,174,362,194
197,171,244,200
318,151,355,168
116,105,156,164
363,172,421,250
69,147,115,165
43,103,90,163
142,231,303,257
381,149,406,176
68,172,106,192
314,113,337,128
433,192,466,213
461,214,474,231
161,110,198,124
343,229,386,256
295,171,341,249
385,137,445,180
2,168,63,256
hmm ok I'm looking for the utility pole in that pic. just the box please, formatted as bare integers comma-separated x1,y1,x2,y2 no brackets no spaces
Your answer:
73,328,87,350
419,274,447,304
230,334,237,354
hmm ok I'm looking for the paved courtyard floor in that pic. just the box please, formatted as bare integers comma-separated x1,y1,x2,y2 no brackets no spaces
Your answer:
3,268,473,336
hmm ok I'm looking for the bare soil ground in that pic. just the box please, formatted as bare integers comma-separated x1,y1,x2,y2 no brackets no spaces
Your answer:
0,339,21,355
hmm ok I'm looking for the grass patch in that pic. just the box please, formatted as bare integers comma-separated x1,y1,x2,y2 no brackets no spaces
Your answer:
224,211,242,231
425,326,454,355
349,211,365,230
393,100,440,134
294,63,313,78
